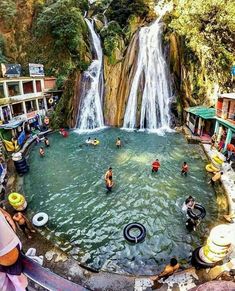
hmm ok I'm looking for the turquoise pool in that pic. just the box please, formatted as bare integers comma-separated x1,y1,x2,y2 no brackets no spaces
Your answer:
24,128,220,275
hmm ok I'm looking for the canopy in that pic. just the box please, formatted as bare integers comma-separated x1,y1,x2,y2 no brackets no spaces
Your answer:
185,106,216,119
0,120,23,130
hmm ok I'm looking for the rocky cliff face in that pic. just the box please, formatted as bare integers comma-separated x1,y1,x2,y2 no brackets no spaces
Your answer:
103,32,140,126
168,32,220,111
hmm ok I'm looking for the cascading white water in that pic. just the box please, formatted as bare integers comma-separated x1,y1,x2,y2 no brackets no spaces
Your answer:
76,19,104,131
123,7,172,131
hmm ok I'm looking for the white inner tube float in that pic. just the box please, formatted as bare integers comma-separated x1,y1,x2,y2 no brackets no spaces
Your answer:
32,212,49,227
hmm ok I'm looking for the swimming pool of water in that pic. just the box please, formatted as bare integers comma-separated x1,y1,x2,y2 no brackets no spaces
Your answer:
24,128,220,275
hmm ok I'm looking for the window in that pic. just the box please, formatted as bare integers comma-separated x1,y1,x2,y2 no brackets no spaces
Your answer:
12,103,24,116
38,99,44,110
25,100,37,112
7,82,20,96
0,84,4,98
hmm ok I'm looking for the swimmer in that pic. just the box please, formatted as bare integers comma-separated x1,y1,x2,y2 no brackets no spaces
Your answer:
105,167,112,182
106,178,113,192
86,137,92,144
181,162,189,176
44,137,50,147
116,137,122,148
185,218,200,232
185,195,195,209
13,212,35,239
39,147,45,157
152,159,160,172
150,258,180,282
182,195,195,212
91,138,98,145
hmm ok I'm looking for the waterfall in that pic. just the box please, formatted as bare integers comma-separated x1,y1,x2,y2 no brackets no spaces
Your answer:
123,10,172,131
76,19,104,131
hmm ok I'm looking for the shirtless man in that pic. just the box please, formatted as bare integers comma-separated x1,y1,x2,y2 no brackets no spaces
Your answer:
13,212,35,239
105,167,113,182
116,137,122,148
106,178,113,192
150,258,180,282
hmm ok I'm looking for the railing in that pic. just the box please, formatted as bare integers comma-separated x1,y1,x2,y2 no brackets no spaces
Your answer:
22,254,88,291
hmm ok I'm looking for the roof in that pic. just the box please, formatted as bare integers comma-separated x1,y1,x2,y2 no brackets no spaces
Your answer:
216,117,235,131
184,106,216,119
218,93,235,100
0,120,23,129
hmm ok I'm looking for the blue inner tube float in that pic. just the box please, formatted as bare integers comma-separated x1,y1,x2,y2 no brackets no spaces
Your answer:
187,203,206,220
123,223,146,243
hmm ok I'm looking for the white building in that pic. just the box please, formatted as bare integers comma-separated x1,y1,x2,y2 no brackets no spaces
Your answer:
0,76,57,124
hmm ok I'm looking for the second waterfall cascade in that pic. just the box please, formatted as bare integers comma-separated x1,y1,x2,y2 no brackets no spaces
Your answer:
76,19,104,131
123,15,172,131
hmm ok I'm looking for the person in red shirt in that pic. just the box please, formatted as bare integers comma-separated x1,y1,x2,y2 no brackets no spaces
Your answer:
181,162,189,176
152,159,160,173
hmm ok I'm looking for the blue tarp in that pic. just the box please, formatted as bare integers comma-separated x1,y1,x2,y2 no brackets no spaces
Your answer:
18,131,26,146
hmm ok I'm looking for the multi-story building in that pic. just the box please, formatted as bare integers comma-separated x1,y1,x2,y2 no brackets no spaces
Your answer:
0,76,57,124
215,93,235,149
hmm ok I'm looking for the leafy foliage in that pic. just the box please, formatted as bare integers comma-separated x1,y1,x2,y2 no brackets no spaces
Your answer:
105,0,151,28
32,0,90,86
0,0,17,28
169,0,235,83
0,35,6,63
100,21,123,59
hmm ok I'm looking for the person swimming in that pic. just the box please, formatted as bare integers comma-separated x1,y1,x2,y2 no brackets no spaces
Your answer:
181,162,189,176
106,177,113,192
152,159,160,172
182,195,195,212
116,137,122,148
86,137,92,144
105,167,112,182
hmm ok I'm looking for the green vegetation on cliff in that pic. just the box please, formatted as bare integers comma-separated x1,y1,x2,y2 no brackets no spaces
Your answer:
34,0,90,83
167,0,235,103
0,0,17,28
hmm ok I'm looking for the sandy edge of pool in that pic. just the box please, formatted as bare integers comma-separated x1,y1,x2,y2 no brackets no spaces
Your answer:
4,133,235,291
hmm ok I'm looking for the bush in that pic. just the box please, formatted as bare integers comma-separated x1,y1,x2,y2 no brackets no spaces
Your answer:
0,0,17,28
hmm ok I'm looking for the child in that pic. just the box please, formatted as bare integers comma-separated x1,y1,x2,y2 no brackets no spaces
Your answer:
13,212,35,239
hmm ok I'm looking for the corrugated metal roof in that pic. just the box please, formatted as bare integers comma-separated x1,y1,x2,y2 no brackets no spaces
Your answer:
184,106,216,119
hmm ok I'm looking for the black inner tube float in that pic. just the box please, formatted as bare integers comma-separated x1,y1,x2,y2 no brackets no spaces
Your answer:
123,223,146,243
187,203,206,220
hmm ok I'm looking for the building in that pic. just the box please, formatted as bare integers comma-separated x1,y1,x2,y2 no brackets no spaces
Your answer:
215,93,235,149
0,76,57,124
184,106,216,138
184,93,235,149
